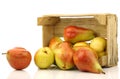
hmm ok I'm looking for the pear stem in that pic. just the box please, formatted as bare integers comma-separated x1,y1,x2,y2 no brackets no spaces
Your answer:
102,71,105,74
2,53,7,55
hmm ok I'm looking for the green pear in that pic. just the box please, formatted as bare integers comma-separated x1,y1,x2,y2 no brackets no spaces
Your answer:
34,47,54,69
64,26,95,44
54,41,74,70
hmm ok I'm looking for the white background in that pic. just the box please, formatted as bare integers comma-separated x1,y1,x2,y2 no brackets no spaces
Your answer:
0,0,120,79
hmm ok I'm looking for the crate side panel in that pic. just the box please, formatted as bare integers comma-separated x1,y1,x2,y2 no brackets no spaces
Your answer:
107,15,118,67
113,15,118,65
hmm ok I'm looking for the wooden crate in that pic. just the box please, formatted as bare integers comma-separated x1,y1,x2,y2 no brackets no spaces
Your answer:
37,14,118,67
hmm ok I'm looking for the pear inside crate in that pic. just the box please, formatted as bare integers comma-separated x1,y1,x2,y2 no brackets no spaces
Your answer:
37,14,118,67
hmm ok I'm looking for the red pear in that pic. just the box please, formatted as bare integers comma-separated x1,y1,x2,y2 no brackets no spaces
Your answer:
49,37,63,65
49,37,63,51
6,47,32,70
54,41,74,70
73,46,104,74
64,26,95,43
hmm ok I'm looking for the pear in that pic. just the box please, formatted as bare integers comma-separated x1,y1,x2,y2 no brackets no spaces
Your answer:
98,51,106,58
49,37,63,51
6,47,32,70
34,47,54,69
54,41,74,70
49,37,63,65
64,26,95,44
90,37,106,52
73,46,98,59
73,42,89,47
73,46,104,74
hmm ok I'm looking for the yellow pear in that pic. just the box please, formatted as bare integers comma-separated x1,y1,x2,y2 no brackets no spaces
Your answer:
73,42,89,47
34,47,54,69
98,51,106,58
90,37,106,52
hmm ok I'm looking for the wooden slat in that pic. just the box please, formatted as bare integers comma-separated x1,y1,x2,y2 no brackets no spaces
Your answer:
37,17,60,26
43,13,111,17
107,15,113,67
42,14,108,25
95,15,106,25
107,14,118,66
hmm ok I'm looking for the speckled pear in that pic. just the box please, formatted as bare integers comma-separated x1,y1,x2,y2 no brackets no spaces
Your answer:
54,41,74,70
49,37,63,51
64,26,95,44
73,46,104,74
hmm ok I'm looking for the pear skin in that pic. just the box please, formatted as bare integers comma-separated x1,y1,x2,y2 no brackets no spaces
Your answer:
98,51,106,58
90,37,106,52
73,42,89,48
54,41,74,70
49,37,63,51
73,46,104,74
73,46,98,59
7,47,32,70
34,47,54,69
64,26,95,44
49,37,63,65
